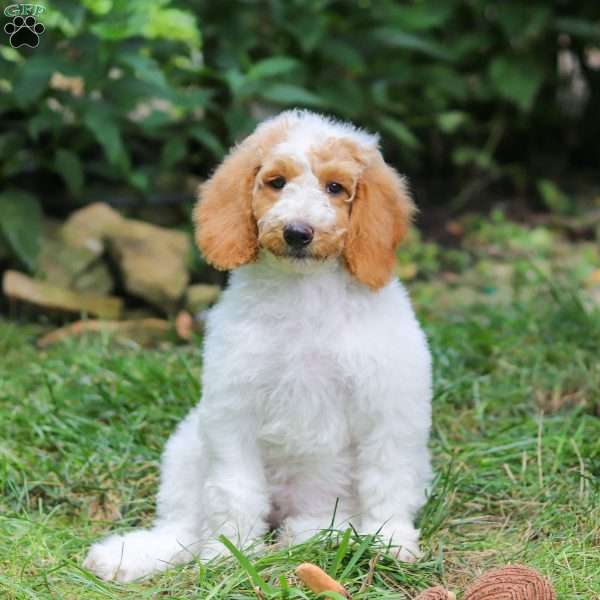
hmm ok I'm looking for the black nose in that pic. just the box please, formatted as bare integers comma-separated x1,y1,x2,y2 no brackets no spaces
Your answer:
283,222,314,248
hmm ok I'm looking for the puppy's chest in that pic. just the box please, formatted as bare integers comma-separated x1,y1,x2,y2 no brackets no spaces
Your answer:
253,322,353,455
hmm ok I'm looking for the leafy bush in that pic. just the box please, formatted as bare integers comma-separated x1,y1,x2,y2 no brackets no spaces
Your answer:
1,0,599,265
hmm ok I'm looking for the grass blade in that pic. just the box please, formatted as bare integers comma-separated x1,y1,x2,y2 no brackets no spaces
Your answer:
219,535,275,594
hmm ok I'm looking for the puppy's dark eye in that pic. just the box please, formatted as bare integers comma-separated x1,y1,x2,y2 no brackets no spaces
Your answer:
268,176,286,190
325,181,345,195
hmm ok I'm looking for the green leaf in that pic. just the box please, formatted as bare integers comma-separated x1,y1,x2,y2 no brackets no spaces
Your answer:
83,103,129,168
0,46,21,63
331,528,352,577
28,107,63,140
388,0,456,31
81,0,112,16
556,17,600,40
494,5,551,44
489,56,544,112
90,21,137,40
379,116,421,150
12,56,54,107
54,149,84,195
278,574,290,595
120,53,168,89
136,109,174,131
144,6,200,47
0,230,9,259
218,535,275,595
452,146,496,170
0,190,42,271
339,534,375,579
223,69,246,96
247,57,300,81
451,32,494,60
372,28,451,60
90,3,200,47
129,170,150,192
175,87,214,110
260,84,325,107
420,65,468,100
437,111,468,133
108,78,170,112
319,79,365,118
161,137,187,168
319,40,366,73
190,127,226,159
537,179,571,214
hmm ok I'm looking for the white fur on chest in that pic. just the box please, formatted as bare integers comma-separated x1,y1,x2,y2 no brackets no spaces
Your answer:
200,258,428,459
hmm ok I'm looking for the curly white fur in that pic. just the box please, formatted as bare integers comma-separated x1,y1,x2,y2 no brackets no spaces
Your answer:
84,113,433,582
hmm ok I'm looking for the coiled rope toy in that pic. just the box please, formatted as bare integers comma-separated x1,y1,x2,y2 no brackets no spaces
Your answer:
414,565,555,600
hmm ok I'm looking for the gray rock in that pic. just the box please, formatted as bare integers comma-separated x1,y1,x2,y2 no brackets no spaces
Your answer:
60,202,123,257
3,270,123,319
72,261,114,295
106,219,190,311
39,234,99,288
61,202,192,311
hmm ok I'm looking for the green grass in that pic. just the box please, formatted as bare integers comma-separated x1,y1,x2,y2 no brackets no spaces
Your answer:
1,284,599,599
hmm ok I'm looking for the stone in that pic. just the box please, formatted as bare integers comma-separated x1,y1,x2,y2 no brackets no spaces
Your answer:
60,202,123,256
3,270,123,319
185,283,221,313
61,202,192,311
39,234,99,288
106,219,190,311
37,318,172,348
72,260,114,295
39,217,115,295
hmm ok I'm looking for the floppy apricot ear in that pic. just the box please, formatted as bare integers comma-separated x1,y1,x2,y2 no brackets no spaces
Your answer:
194,142,259,270
343,155,415,290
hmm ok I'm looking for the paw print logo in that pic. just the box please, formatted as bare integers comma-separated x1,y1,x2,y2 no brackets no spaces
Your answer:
4,15,45,48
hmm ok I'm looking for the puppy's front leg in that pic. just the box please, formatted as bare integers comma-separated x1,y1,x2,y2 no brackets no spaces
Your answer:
355,381,432,562
200,404,270,556
356,432,430,561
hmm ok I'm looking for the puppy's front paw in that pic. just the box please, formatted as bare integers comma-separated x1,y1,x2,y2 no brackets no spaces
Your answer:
83,528,197,582
362,521,422,562
392,540,422,563
84,533,150,582
280,516,326,546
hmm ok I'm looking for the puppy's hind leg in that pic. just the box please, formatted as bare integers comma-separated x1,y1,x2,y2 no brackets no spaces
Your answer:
84,407,208,582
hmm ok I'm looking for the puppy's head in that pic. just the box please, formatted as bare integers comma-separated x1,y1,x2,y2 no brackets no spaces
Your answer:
194,110,415,290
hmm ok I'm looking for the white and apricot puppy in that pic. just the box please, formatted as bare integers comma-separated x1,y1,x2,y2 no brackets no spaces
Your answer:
84,110,433,582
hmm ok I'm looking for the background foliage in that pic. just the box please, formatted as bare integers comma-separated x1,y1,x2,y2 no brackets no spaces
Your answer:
1,0,600,269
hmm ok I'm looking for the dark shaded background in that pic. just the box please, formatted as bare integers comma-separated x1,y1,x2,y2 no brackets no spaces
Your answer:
1,0,599,273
